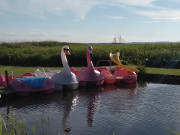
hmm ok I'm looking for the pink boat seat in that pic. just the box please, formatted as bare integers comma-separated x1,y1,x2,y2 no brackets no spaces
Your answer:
21,72,36,78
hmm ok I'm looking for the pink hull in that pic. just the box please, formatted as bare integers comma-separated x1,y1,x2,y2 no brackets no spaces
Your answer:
15,88,55,96
122,76,137,83
97,67,137,84
0,74,15,87
11,78,55,96
79,80,104,87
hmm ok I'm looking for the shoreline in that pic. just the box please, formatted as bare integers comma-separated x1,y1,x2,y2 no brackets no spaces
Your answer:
138,74,180,85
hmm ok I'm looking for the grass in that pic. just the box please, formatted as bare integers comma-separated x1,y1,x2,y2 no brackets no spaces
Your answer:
128,65,180,76
0,65,62,77
0,111,62,135
145,67,180,76
0,112,29,135
0,65,179,77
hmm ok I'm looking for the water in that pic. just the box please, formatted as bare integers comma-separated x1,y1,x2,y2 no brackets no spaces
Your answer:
0,82,180,135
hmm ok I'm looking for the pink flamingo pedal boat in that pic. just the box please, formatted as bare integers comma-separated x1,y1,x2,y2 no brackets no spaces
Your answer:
76,46,104,86
96,51,139,84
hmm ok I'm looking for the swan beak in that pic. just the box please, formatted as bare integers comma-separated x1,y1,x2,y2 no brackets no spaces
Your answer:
65,50,71,55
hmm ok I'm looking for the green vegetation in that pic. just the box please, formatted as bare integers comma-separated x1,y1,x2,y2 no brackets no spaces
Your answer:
0,41,179,68
0,111,58,135
167,128,180,135
0,65,62,77
0,112,29,135
128,65,180,76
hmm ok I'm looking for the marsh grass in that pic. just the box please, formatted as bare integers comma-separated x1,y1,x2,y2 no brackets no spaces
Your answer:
0,111,59,135
0,112,29,135
102,128,117,135
0,41,179,68
167,128,180,135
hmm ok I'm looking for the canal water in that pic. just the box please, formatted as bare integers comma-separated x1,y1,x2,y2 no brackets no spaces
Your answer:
0,82,180,135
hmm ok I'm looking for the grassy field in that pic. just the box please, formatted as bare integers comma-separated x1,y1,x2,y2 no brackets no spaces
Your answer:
129,65,180,76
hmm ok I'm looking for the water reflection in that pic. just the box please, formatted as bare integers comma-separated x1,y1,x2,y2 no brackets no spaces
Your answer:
77,83,138,127
0,83,139,130
2,81,176,135
78,87,103,127
0,90,79,134
60,90,78,132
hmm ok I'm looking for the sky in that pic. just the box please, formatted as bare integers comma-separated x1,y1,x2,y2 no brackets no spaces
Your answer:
0,0,180,43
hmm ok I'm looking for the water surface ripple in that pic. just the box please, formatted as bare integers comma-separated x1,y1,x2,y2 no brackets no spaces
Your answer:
0,82,180,135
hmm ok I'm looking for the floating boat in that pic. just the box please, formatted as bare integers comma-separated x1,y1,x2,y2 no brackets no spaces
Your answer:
51,45,79,90
0,71,55,96
10,76,55,96
96,51,139,84
76,46,104,86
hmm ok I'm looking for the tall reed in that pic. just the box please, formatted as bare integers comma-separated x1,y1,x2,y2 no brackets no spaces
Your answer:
0,41,179,68
0,112,29,135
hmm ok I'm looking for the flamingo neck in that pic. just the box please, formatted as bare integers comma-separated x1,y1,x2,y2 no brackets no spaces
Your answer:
61,50,71,76
86,50,94,70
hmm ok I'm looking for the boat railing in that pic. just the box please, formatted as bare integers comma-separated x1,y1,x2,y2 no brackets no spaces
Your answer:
96,60,113,68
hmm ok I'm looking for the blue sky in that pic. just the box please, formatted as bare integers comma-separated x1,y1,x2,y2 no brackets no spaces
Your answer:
0,0,180,43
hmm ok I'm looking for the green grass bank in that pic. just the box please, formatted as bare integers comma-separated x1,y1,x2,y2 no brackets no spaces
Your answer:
0,65,179,77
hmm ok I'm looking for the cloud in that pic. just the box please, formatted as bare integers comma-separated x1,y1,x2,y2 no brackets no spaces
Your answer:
113,0,180,21
137,9,180,21
0,0,101,19
1,0,178,21
0,0,10,10
108,15,123,19
0,28,75,42
115,0,155,7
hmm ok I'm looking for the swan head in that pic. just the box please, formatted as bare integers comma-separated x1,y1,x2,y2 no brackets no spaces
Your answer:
62,45,71,55
87,46,93,59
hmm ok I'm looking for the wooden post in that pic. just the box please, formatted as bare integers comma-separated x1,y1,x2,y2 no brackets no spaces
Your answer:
5,70,9,91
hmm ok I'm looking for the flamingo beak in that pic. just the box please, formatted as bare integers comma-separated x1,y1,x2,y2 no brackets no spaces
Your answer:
88,50,93,60
64,49,71,55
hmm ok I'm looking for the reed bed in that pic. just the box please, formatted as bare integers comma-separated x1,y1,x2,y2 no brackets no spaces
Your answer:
0,41,179,68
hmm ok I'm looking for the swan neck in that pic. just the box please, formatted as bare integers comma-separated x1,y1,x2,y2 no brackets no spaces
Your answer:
61,50,71,76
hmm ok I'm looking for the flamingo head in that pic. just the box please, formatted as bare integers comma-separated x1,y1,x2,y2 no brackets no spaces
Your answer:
87,46,93,60
62,45,71,55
